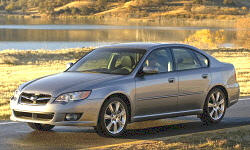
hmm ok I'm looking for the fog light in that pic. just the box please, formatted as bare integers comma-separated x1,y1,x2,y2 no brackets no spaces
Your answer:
65,113,82,121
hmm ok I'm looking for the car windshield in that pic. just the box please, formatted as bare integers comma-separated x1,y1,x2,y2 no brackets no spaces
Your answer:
67,48,146,75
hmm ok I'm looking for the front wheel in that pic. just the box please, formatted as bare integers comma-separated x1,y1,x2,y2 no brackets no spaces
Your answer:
200,88,227,124
27,123,55,131
95,97,128,137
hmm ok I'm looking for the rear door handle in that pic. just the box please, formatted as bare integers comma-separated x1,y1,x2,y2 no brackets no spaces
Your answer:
168,78,175,83
202,74,208,79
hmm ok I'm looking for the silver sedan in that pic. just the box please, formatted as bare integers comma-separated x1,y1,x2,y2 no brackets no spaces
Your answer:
10,43,240,137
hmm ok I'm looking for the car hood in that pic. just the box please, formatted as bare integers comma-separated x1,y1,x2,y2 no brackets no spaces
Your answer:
21,72,123,97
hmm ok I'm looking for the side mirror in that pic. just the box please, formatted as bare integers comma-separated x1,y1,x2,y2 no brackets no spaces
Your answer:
66,62,74,69
138,66,159,76
143,66,159,74
137,66,159,77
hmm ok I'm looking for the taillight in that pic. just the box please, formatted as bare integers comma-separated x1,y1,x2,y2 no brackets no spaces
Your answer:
234,70,237,82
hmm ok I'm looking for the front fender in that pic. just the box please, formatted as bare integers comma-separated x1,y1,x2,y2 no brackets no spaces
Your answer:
87,78,136,122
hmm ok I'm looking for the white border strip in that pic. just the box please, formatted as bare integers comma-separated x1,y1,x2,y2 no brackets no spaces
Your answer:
239,98,250,101
0,122,19,125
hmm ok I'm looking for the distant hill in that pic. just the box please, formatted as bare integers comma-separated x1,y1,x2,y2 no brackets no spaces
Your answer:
0,0,249,20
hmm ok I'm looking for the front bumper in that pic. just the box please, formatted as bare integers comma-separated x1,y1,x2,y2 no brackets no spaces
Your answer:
10,98,103,127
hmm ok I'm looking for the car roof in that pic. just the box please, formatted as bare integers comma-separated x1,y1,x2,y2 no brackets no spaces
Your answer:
95,42,220,70
100,43,198,51
100,43,159,50
99,42,216,62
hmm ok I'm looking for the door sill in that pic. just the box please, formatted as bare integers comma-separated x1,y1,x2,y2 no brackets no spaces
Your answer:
132,109,202,122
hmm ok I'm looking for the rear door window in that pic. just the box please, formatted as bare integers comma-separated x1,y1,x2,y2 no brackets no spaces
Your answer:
193,51,209,67
172,48,201,71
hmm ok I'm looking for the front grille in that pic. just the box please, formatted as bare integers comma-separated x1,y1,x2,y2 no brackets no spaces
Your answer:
14,111,54,121
20,93,51,105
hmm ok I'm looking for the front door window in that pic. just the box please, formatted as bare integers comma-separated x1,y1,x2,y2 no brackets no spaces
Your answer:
143,48,173,73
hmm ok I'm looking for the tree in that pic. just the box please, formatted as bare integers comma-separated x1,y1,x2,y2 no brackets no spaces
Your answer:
184,3,192,12
152,0,165,5
97,0,107,7
80,6,92,15
5,3,15,12
71,7,80,15
193,0,202,4
223,0,234,5
0,3,4,10
135,0,150,6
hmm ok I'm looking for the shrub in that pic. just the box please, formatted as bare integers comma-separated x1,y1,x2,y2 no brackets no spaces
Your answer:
0,56,19,65
184,3,192,12
135,0,151,7
223,0,234,5
185,29,225,48
193,0,202,4
5,2,16,12
152,0,165,5
0,3,5,10
235,18,250,48
71,7,80,15
97,0,107,7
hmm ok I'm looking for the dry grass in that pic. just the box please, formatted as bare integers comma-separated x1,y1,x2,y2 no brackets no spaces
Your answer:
6,0,248,21
108,124,250,150
92,0,250,20
0,48,249,119
209,50,250,96
0,48,91,119
54,0,93,11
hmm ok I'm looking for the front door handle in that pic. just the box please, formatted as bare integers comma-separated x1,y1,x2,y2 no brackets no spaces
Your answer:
168,78,175,83
202,74,208,79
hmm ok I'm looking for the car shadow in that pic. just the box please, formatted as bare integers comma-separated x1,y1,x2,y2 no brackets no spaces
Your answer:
11,117,250,149
120,117,250,139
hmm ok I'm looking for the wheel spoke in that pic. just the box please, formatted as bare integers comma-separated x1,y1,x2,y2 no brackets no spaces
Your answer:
119,110,126,117
113,122,118,133
115,102,120,113
117,119,124,127
210,109,215,117
219,99,225,105
218,107,224,113
208,102,214,107
108,104,114,114
104,114,112,120
214,110,219,119
106,122,113,131
216,92,220,102
211,94,216,103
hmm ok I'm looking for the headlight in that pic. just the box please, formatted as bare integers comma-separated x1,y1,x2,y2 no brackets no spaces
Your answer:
54,91,91,103
11,89,21,101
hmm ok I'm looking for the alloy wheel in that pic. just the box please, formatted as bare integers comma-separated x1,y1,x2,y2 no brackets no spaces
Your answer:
104,101,126,134
208,90,225,120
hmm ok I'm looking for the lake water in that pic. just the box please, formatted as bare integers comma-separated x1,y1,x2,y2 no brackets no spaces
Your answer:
0,17,248,50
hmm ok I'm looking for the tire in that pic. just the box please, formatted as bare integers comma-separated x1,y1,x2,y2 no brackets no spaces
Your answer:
95,97,129,137
27,123,55,131
200,88,227,124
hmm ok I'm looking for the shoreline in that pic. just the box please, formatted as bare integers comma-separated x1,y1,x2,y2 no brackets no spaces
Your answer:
0,13,242,27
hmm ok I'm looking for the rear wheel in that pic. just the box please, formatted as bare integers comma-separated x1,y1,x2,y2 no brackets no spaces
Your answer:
200,88,227,124
95,97,128,137
27,123,55,131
